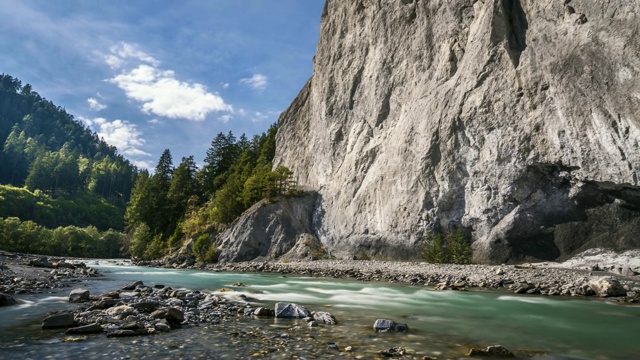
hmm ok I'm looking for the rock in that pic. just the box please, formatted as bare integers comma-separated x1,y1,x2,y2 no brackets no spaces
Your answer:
268,0,640,264
29,257,55,268
312,311,338,325
307,321,318,327
133,301,160,313
274,302,310,318
379,347,406,357
327,343,339,351
373,319,410,333
467,345,514,358
253,307,275,317
122,281,143,290
105,305,136,317
0,293,17,307
42,313,75,329
588,277,628,297
150,307,185,326
154,319,171,332
66,323,102,334
68,288,90,303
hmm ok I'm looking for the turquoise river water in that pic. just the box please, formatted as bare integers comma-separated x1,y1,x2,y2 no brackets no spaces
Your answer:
0,261,639,359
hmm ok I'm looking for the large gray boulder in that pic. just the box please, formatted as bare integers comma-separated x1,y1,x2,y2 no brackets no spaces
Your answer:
588,277,628,297
271,0,640,263
68,289,90,303
274,302,310,318
150,307,184,326
42,313,75,329
66,323,102,334
0,293,17,307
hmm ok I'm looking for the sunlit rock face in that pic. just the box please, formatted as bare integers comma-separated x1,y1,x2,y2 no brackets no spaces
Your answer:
273,0,640,263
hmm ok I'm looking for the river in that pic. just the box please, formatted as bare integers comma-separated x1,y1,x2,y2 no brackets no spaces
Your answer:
1,261,639,359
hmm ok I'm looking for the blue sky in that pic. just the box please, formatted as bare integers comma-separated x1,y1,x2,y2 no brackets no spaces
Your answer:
0,0,325,169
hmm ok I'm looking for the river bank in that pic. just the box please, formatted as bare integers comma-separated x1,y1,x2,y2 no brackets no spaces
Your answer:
0,251,101,296
172,250,640,304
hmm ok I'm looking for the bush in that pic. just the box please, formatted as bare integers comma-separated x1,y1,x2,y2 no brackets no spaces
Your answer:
193,234,218,262
420,227,472,264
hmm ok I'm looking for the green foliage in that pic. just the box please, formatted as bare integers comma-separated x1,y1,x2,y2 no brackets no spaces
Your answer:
0,216,124,258
124,123,299,260
191,233,219,263
420,227,472,264
0,184,124,231
128,223,153,259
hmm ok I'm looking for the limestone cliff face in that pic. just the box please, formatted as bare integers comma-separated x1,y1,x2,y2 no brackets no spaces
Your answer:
274,0,640,263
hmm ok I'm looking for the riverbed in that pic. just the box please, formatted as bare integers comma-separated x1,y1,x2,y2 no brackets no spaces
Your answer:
1,260,639,359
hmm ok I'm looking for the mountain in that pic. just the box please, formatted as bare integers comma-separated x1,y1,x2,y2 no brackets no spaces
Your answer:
0,74,138,231
264,0,640,264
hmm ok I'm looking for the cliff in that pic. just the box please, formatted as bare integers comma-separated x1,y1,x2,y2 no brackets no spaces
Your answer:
272,0,640,263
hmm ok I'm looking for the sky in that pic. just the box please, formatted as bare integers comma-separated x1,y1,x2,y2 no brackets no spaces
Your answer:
0,0,325,170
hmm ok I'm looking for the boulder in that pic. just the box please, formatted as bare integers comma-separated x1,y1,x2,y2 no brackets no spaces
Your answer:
68,289,90,303
122,280,144,290
42,313,75,329
312,311,338,325
105,305,136,317
66,323,102,334
373,319,409,333
467,345,514,358
133,301,160,313
150,307,184,326
274,302,310,318
588,277,628,297
253,307,275,316
0,293,17,307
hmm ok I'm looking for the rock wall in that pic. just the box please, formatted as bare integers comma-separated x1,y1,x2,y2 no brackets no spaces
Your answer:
273,0,640,263
215,193,319,262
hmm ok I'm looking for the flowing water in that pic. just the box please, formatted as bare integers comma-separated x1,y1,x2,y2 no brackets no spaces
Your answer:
1,261,639,359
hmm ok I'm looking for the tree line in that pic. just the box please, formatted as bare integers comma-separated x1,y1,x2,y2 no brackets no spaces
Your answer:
125,126,298,260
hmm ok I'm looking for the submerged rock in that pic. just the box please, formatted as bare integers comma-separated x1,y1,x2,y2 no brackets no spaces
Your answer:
373,319,408,333
66,323,102,335
42,313,75,329
0,293,17,307
467,345,514,358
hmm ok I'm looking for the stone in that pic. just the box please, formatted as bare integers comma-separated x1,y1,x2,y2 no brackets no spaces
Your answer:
588,277,628,297
122,281,143,291
105,305,135,317
274,302,310,318
0,293,17,307
133,301,160,313
150,307,185,326
373,319,395,332
467,345,514,358
253,307,275,317
42,313,75,329
307,321,318,327
379,347,406,357
313,311,338,325
68,289,90,303
327,343,339,351
65,323,102,334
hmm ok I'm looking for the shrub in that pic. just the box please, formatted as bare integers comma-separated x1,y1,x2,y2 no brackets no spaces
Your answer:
420,227,472,264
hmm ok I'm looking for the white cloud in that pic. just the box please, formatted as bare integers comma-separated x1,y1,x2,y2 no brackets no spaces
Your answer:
221,82,230,89
147,118,160,124
240,73,268,90
89,117,150,157
87,97,107,111
131,159,153,170
104,42,233,122
105,42,159,69
218,114,232,123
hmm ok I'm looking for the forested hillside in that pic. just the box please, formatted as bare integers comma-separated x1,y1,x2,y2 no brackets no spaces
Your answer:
0,74,139,257
124,126,298,260
0,74,137,201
